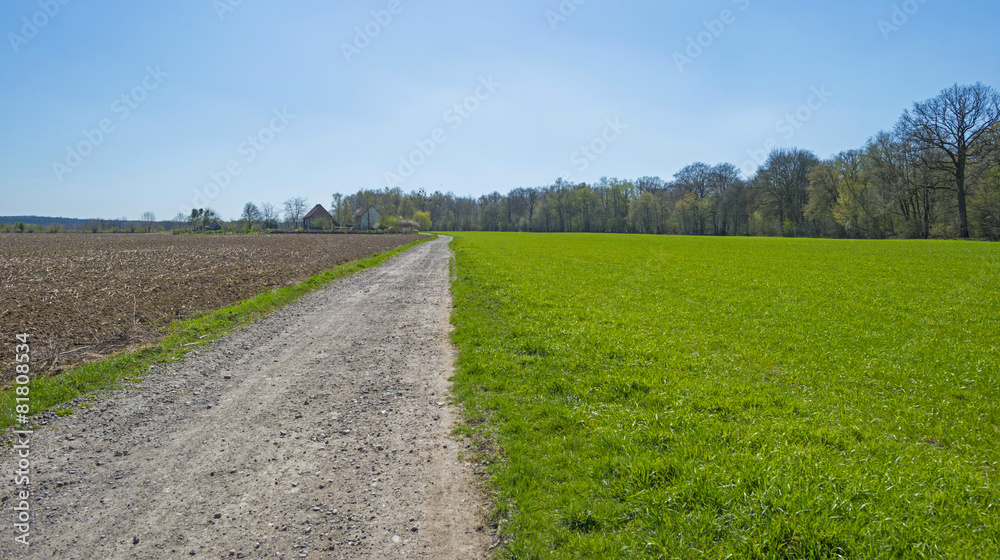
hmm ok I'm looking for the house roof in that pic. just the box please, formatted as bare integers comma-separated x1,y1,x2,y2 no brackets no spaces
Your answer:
304,204,332,220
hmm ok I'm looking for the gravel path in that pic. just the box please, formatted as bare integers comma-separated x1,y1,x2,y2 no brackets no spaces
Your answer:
1,236,491,559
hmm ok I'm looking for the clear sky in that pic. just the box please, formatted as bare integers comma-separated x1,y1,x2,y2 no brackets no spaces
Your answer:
1,0,998,220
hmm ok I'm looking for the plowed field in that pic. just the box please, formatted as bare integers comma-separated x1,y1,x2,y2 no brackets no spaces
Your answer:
0,233,420,383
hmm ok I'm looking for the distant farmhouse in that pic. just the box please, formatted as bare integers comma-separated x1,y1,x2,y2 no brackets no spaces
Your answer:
303,204,338,230
206,220,223,231
355,205,380,231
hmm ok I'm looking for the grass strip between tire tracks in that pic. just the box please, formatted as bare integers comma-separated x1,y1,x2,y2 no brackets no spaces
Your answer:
0,235,435,432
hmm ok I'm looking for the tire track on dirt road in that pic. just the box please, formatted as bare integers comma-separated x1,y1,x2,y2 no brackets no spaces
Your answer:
1,235,491,559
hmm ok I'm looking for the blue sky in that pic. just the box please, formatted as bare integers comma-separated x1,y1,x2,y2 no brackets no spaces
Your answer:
1,0,998,220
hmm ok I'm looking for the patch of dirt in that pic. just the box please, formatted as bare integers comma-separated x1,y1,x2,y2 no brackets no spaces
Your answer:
0,236,491,559
0,233,420,382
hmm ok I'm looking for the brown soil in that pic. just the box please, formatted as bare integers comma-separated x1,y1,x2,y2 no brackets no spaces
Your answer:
0,233,420,382
0,235,491,559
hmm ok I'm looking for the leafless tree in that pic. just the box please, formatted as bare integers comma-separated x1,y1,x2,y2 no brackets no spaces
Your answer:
240,202,262,230
673,162,714,198
283,197,309,229
752,148,820,233
139,211,156,232
260,203,280,229
897,83,1000,238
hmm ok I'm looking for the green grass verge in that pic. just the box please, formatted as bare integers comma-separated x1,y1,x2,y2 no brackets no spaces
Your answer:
447,232,1000,559
1,235,434,432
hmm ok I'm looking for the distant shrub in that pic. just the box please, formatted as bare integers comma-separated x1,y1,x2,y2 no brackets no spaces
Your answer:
413,211,432,231
930,220,957,239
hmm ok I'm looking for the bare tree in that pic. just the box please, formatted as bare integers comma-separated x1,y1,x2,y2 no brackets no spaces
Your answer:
673,162,714,198
865,131,951,238
260,202,280,230
635,176,666,194
752,148,820,234
140,211,156,232
240,202,262,231
897,83,1000,238
283,197,309,230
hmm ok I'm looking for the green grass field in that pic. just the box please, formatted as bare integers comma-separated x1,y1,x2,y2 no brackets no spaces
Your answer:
447,233,1000,559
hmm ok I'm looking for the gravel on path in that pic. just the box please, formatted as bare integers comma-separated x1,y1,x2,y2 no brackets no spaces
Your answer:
1,235,491,559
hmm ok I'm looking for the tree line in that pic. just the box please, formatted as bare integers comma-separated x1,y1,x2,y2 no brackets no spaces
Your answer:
0,213,163,234
5,83,997,239
337,83,999,240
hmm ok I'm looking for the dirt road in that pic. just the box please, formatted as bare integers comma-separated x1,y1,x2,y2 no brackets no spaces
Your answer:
1,236,491,559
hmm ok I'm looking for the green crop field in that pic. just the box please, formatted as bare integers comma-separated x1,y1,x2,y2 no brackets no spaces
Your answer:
447,233,1000,559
